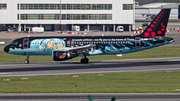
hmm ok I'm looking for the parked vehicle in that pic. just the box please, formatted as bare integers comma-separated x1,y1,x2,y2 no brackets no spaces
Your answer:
138,27,143,31
7,27,18,32
32,27,44,33
142,23,150,30
116,26,124,32
72,26,80,31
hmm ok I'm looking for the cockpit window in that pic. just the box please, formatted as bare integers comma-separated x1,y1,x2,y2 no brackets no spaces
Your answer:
10,42,14,45
14,42,18,45
10,41,18,45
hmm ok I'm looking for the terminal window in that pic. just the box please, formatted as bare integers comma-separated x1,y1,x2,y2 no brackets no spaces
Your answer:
0,4,7,10
18,14,112,20
18,4,112,10
123,4,133,10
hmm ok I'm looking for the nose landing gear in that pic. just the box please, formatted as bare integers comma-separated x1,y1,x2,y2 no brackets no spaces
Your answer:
24,55,29,64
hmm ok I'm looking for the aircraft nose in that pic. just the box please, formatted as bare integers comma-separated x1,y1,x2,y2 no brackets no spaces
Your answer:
4,45,10,53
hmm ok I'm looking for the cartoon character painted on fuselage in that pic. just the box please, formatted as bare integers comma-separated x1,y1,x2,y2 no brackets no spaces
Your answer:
39,39,65,51
43,39,54,51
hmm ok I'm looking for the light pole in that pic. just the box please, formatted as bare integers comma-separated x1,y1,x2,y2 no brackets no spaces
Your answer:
133,0,135,31
60,0,61,32
18,0,21,32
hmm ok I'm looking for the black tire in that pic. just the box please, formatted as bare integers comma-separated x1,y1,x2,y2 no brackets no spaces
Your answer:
84,58,89,63
24,60,29,64
81,59,84,63
81,58,89,64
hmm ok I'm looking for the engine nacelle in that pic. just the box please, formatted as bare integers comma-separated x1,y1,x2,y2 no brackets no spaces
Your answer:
52,51,78,61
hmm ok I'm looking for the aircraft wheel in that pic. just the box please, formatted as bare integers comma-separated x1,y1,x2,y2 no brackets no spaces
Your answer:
81,58,89,64
24,55,30,64
24,60,29,64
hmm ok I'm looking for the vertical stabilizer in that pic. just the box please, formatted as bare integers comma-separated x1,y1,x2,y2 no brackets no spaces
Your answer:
138,9,171,37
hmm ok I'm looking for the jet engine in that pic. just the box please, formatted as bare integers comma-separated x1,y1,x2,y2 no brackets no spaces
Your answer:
52,51,78,61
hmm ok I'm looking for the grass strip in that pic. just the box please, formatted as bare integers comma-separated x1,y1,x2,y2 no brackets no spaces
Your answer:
0,43,9,46
1,72,180,93
0,46,180,63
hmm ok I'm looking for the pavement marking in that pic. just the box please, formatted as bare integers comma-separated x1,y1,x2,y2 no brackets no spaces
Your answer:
173,36,180,37
0,65,15,67
169,59,180,61
0,64,39,67
1,67,180,77
5,36,14,40
0,73,11,75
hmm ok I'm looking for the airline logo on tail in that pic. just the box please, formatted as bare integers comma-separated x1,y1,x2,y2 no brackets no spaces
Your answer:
140,9,171,37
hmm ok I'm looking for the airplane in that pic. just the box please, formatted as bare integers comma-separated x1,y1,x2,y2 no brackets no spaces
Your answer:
4,9,174,64
141,13,156,19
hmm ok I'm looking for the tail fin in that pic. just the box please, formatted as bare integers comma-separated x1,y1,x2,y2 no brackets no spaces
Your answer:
138,9,171,37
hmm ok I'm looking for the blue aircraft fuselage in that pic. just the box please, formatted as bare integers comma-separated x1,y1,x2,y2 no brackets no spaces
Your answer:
4,36,174,56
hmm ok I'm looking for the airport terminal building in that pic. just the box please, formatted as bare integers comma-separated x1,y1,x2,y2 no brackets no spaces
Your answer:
135,3,180,19
0,0,134,32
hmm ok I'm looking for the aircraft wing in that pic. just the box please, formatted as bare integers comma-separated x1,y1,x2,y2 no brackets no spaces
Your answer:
57,44,93,54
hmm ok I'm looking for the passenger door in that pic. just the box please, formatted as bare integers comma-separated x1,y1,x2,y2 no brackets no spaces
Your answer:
135,37,141,48
23,38,29,49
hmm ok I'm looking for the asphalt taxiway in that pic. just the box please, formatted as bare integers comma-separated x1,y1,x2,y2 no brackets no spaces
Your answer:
0,93,180,101
0,57,180,77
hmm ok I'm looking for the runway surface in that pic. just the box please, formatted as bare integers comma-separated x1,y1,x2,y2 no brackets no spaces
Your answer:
0,57,180,77
1,58,180,101
0,93,180,101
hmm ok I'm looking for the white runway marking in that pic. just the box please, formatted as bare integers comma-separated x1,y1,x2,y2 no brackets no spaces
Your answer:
169,59,180,61
0,65,15,67
0,64,39,67
0,73,11,75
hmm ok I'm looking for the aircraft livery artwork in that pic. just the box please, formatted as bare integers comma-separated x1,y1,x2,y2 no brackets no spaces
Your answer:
4,9,174,64
31,38,66,52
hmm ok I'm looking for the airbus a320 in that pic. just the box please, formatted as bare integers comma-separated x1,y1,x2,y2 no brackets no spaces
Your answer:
4,9,174,64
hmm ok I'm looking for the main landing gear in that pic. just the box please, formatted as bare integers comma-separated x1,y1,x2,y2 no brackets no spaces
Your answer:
79,53,89,64
24,55,29,64
81,57,89,64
